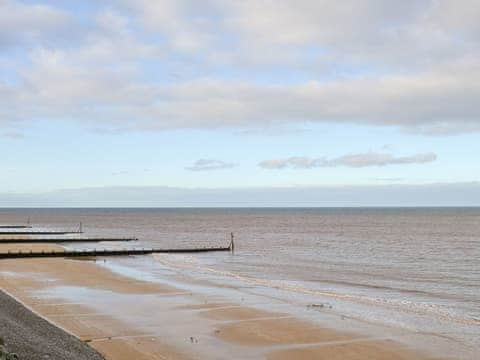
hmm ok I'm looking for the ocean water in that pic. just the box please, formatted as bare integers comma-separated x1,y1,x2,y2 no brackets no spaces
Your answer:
1,207,479,356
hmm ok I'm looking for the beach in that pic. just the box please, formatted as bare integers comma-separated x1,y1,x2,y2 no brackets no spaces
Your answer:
0,254,438,360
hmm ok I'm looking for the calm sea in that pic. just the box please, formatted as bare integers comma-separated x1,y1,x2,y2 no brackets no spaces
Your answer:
1,207,479,354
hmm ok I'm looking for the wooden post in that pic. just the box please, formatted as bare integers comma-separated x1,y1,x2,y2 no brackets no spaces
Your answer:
79,222,83,233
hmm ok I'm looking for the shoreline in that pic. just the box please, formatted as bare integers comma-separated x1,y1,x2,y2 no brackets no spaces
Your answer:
0,252,449,360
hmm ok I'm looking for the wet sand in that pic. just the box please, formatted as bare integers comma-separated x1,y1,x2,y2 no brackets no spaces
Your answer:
0,251,439,359
0,243,64,252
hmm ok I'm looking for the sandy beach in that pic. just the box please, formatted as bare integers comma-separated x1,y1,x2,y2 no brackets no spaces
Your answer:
0,244,442,360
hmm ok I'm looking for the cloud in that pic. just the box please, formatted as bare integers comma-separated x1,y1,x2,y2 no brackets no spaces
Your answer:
259,152,437,169
2,131,24,139
185,159,236,171
1,182,478,207
0,1,480,135
3,58,480,134
124,0,480,69
120,0,215,53
111,170,129,176
0,0,71,48
373,178,404,182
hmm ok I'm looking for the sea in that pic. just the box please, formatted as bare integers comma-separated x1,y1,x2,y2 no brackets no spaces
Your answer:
0,207,479,357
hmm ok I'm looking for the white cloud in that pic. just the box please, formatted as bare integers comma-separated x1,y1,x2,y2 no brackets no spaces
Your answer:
120,0,215,53
3,49,479,133
185,159,236,171
259,152,437,169
2,131,24,139
0,0,70,48
1,1,480,135
123,0,480,69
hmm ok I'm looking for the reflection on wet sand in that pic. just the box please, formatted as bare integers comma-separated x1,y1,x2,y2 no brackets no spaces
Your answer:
0,255,442,360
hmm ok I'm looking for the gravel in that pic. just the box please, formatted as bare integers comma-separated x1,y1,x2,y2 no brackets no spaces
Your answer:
0,290,105,360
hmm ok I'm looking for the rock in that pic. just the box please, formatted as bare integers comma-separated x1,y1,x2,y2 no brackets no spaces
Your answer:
0,341,19,360
307,303,324,309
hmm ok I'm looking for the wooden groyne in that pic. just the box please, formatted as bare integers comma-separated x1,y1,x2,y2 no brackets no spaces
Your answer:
0,246,231,259
0,237,137,243
0,225,32,229
0,230,83,235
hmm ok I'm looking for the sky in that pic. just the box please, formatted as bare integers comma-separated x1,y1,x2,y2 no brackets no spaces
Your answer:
1,0,479,206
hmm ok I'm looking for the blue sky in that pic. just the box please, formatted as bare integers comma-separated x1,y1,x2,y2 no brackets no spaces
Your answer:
1,1,479,206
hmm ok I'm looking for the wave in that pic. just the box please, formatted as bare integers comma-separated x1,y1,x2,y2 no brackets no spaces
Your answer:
152,253,480,327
